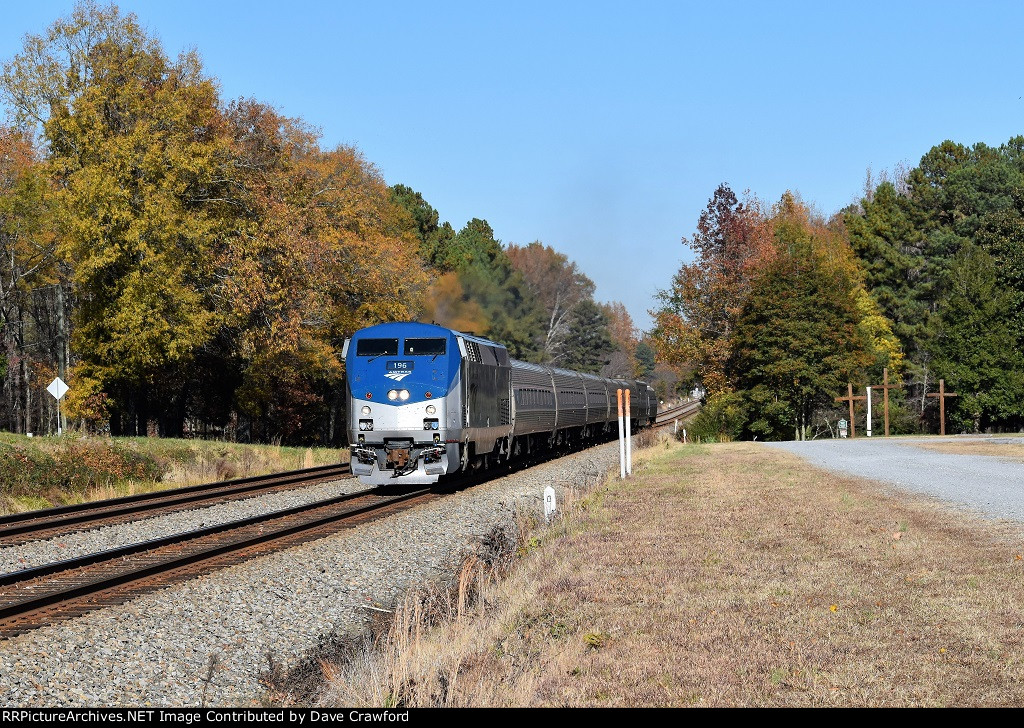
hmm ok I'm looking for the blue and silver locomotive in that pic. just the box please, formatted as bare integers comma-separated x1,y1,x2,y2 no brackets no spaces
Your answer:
344,322,656,485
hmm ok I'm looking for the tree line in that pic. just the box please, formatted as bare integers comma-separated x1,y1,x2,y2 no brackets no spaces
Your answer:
0,2,647,444
653,138,1024,439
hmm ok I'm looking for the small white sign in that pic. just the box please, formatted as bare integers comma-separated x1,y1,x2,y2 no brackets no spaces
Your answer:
544,486,557,522
47,377,69,402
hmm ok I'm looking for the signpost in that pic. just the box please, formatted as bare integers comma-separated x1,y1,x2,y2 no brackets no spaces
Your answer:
927,379,958,436
834,383,866,438
46,377,69,436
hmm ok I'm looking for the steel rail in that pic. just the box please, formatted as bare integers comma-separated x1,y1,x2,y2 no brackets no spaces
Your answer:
0,485,381,588
0,463,351,544
655,401,702,424
0,435,631,637
0,486,434,635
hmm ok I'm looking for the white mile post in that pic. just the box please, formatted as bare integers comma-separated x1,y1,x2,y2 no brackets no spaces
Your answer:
617,388,625,479
625,387,632,476
544,485,557,523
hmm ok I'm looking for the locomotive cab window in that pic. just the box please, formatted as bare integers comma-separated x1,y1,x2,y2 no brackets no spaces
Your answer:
404,338,447,356
356,338,398,356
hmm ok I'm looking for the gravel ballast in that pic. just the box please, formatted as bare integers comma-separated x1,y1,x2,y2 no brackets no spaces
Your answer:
0,480,374,575
765,437,1024,522
0,442,619,707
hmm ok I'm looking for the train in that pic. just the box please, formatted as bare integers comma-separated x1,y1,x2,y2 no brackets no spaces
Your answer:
343,321,657,485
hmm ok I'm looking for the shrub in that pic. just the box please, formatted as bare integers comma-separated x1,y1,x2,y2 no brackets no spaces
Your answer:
685,391,747,443
634,428,658,449
0,437,167,501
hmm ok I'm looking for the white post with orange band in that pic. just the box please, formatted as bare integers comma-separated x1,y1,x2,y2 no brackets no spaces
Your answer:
617,388,625,479
625,387,632,476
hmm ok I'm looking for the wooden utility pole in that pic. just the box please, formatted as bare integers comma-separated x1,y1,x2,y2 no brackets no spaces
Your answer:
926,379,958,436
835,383,866,438
867,367,900,437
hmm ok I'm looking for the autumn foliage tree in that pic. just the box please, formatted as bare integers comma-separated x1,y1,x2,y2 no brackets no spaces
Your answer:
651,184,775,396
657,188,899,440
0,127,57,433
506,241,596,361
730,196,875,440
388,196,549,361
0,2,427,442
219,100,425,441
0,2,640,442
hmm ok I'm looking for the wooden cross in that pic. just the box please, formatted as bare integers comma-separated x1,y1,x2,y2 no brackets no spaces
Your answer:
835,383,866,438
867,367,900,437
926,379,958,436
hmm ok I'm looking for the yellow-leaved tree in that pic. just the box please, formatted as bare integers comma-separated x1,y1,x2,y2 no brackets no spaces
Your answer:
1,2,428,442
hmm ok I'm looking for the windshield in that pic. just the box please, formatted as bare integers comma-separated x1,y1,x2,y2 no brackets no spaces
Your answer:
404,338,447,356
356,338,398,356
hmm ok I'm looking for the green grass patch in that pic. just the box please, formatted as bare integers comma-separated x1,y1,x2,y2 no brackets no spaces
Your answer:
0,433,345,514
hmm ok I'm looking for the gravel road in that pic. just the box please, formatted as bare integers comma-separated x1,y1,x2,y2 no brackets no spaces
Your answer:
765,437,1024,522
0,442,618,708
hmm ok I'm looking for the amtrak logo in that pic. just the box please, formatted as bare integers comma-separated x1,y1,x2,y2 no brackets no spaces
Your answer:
384,371,412,382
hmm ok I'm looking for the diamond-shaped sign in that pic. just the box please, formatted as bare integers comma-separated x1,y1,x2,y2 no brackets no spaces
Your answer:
46,377,69,401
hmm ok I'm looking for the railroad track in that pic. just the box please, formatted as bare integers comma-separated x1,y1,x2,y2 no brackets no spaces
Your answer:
0,484,436,638
655,400,702,426
0,462,352,547
4,411,686,550
0,431,657,638
0,452,521,637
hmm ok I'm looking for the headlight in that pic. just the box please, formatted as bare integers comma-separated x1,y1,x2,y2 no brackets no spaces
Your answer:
387,389,398,401
425,404,436,415
361,405,371,415
398,389,410,401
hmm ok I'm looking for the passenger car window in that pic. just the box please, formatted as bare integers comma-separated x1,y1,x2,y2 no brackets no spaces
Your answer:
356,338,398,356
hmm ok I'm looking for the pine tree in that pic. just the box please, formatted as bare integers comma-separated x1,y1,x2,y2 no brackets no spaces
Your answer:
932,244,1024,432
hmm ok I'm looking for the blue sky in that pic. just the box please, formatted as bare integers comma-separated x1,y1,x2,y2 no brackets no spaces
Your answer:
2,1,1022,330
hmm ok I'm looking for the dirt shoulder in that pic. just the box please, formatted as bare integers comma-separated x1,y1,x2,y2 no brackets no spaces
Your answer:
906,439,1024,462
321,438,1024,707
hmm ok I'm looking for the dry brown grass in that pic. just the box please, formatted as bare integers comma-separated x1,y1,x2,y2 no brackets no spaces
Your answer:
313,437,1024,707
909,439,1024,462
62,444,346,510
159,444,346,487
